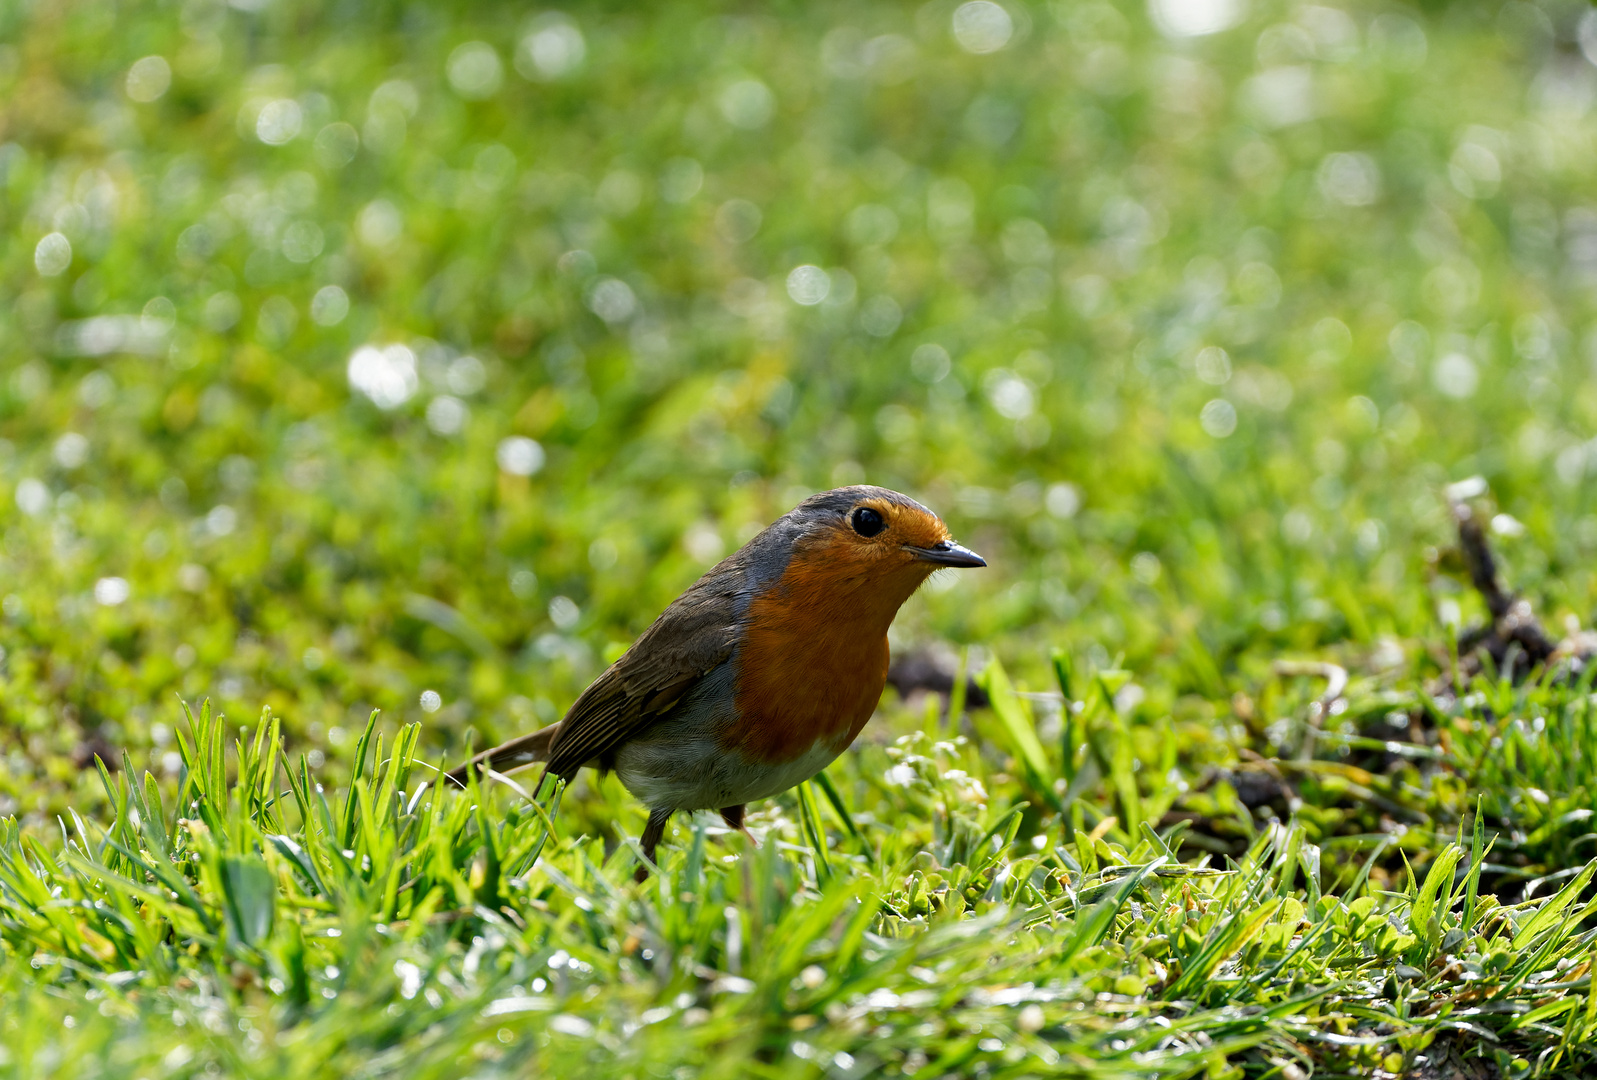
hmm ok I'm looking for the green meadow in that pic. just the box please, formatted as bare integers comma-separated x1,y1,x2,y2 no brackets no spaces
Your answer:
4,0,1597,1074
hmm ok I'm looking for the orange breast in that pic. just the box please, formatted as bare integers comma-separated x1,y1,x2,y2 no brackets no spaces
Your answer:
724,539,929,765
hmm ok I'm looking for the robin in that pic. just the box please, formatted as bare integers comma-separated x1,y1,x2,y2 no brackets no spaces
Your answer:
447,485,986,879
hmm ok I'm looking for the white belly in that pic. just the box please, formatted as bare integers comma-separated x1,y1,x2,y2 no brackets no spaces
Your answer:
614,730,845,811
608,659,857,812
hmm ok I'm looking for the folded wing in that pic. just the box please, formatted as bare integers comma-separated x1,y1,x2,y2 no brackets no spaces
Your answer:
545,572,741,776
449,558,746,785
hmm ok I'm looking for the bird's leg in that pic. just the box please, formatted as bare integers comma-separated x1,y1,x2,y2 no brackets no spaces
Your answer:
719,804,758,847
635,807,673,883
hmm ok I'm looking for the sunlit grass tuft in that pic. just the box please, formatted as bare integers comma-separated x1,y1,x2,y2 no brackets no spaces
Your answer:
5,662,1597,1076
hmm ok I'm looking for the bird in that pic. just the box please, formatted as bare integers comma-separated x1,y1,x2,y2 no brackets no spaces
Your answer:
446,485,987,880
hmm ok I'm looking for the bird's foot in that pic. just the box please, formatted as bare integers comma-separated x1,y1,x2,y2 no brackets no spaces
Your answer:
718,804,758,848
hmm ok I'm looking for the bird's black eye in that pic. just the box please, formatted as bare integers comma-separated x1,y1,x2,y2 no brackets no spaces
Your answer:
850,507,886,537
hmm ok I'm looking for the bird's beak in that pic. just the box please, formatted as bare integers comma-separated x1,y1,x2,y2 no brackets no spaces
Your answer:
903,539,987,568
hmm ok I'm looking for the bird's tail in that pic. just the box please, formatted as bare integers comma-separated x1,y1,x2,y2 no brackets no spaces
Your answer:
444,722,560,788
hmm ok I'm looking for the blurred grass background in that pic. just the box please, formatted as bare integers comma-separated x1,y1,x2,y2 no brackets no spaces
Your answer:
3,0,1597,824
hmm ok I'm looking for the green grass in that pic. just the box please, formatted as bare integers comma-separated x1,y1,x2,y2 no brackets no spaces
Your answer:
6,0,1597,1073
8,670,1597,1077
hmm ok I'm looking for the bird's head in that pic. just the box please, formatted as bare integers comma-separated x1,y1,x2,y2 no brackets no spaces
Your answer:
778,486,986,602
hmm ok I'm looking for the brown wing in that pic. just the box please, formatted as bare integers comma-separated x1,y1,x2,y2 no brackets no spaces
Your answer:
542,561,743,779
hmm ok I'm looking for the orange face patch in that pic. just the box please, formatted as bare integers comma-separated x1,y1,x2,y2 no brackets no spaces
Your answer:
791,497,952,578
